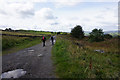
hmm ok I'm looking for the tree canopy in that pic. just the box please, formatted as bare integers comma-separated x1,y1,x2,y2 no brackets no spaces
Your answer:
71,25,84,39
89,28,104,42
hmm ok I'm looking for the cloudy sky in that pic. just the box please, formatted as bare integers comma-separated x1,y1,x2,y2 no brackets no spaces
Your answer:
0,0,118,32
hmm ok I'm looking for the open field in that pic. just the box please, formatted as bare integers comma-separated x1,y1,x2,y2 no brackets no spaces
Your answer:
2,31,51,55
52,35,120,78
1,30,120,78
2,30,52,36
65,35,119,53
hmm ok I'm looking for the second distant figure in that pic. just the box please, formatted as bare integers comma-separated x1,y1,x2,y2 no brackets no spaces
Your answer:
50,36,54,45
42,36,46,47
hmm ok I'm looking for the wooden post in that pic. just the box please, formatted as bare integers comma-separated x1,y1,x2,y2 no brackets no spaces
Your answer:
89,57,92,69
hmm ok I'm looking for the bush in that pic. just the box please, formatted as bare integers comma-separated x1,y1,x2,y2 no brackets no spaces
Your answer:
89,28,104,42
62,32,67,35
51,32,53,34
71,25,84,39
104,34,113,39
57,32,61,35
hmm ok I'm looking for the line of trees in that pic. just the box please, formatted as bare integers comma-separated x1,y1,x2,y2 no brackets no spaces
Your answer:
70,25,113,42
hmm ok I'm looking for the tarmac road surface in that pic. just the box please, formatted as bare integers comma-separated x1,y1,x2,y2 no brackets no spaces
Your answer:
2,39,56,78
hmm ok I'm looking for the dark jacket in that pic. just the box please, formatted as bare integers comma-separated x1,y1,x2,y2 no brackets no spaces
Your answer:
51,36,54,41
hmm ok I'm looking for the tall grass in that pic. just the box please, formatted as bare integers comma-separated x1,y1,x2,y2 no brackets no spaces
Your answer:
2,35,50,55
2,31,52,36
2,36,43,50
52,35,120,78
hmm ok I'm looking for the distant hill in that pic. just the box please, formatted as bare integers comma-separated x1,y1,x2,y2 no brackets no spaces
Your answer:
84,31,90,34
84,30,119,36
104,30,119,36
84,30,119,34
104,30,119,34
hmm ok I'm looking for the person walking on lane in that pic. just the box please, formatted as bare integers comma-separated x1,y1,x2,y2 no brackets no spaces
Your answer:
42,36,46,47
50,35,54,45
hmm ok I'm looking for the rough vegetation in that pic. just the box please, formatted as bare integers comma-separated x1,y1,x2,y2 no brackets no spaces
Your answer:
104,34,113,39
89,29,104,42
1,28,119,78
52,35,119,78
2,36,42,50
2,30,50,55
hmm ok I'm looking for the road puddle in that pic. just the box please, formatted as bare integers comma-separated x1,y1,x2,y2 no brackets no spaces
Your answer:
1,69,26,78
38,54,43,57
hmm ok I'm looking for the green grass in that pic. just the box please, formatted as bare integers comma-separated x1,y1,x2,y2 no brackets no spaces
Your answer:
2,31,52,36
2,30,52,55
110,33,120,36
17,31,52,35
2,36,29,50
2,35,50,55
52,35,120,78
52,37,71,78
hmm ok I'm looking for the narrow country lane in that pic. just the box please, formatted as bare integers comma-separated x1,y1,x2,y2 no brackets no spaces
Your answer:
2,39,56,78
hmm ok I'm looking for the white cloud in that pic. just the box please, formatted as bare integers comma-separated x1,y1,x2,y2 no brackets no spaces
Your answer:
83,0,119,2
0,1,58,31
0,1,34,18
33,8,58,30
35,8,57,19
0,0,118,32
55,5,117,31
2,0,48,3
53,0,82,8
52,0,119,8
2,0,119,2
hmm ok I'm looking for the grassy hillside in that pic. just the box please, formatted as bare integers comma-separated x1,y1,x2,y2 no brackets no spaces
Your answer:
2,30,52,36
2,31,50,55
85,30,120,36
52,35,119,78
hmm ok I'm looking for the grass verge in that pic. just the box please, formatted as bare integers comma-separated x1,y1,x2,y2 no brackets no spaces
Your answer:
2,35,50,55
52,35,120,78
